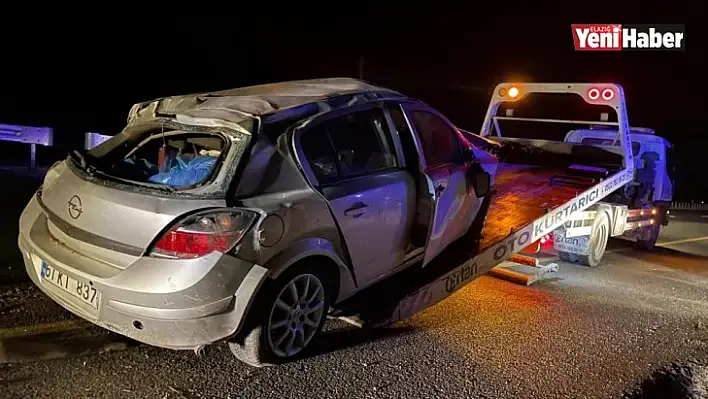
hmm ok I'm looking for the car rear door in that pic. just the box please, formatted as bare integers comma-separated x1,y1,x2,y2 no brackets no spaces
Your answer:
294,106,416,287
401,103,481,266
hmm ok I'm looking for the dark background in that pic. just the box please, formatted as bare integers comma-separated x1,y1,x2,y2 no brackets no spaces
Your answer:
0,8,705,200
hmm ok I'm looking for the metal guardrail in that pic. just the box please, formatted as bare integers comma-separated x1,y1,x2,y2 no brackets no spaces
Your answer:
0,125,113,169
671,202,708,211
0,123,54,169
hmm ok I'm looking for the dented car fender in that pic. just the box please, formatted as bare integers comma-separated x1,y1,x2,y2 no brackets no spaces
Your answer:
261,237,357,303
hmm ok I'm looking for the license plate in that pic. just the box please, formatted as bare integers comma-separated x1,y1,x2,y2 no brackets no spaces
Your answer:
40,262,101,309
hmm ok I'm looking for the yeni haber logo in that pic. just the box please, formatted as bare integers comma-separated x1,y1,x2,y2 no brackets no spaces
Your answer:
571,24,685,51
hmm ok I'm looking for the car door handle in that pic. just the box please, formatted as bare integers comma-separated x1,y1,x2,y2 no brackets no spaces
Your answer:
344,202,368,217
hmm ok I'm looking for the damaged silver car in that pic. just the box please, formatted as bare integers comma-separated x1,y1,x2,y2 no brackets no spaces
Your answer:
18,78,496,366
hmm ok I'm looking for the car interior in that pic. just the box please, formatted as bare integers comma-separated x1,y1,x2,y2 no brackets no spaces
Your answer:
110,131,225,187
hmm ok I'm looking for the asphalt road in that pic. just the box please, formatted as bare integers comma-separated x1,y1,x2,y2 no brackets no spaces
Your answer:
1,212,708,399
656,212,708,257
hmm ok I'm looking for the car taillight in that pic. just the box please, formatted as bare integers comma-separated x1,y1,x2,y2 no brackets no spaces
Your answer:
150,209,258,259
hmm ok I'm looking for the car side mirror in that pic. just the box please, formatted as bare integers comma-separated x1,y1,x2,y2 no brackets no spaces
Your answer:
472,171,491,198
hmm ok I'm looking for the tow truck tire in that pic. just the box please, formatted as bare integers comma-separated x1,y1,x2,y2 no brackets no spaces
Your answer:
577,211,610,268
228,263,331,367
636,222,661,251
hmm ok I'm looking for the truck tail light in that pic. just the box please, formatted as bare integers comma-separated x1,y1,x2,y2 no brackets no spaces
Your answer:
587,86,615,102
150,209,258,259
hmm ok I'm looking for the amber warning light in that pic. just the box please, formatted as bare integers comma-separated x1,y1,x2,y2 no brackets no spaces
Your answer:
499,86,521,99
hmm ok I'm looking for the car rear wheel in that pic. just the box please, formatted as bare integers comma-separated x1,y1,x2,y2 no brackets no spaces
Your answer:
229,264,331,367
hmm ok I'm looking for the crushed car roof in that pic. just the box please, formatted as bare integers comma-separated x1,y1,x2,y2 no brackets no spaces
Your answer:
128,78,404,128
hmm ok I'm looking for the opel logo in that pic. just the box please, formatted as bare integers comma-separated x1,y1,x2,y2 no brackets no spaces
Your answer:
68,195,83,219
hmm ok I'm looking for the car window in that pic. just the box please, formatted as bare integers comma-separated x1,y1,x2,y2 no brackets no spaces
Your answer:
326,108,397,178
409,110,461,168
388,104,420,173
299,125,339,184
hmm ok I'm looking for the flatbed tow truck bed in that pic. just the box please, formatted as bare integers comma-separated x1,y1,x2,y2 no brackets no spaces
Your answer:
480,164,595,249
331,163,594,325
332,82,638,330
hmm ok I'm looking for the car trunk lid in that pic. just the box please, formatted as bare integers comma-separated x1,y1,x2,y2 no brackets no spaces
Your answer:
36,123,253,269
38,162,227,268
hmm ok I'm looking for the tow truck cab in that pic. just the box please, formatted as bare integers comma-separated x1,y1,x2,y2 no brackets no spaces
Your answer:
564,126,675,224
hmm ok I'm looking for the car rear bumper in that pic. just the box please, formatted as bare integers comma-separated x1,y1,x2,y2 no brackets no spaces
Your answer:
18,196,269,351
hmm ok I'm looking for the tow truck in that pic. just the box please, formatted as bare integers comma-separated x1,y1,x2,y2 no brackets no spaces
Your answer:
332,82,674,327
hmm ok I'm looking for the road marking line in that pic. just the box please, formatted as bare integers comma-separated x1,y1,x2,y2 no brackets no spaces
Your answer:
657,236,708,247
0,319,89,339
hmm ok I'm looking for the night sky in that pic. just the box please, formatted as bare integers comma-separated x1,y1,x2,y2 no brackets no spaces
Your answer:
0,8,705,200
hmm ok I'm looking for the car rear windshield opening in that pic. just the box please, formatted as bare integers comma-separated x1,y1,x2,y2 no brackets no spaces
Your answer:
97,130,226,189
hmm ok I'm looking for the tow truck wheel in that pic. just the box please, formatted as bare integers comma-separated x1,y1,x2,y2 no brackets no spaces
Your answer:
229,263,331,367
636,222,661,251
578,211,610,267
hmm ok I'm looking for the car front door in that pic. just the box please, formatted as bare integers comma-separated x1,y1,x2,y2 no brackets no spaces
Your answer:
402,104,482,266
295,106,417,287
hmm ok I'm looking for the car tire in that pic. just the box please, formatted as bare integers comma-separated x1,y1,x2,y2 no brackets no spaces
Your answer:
577,211,610,268
228,263,332,367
